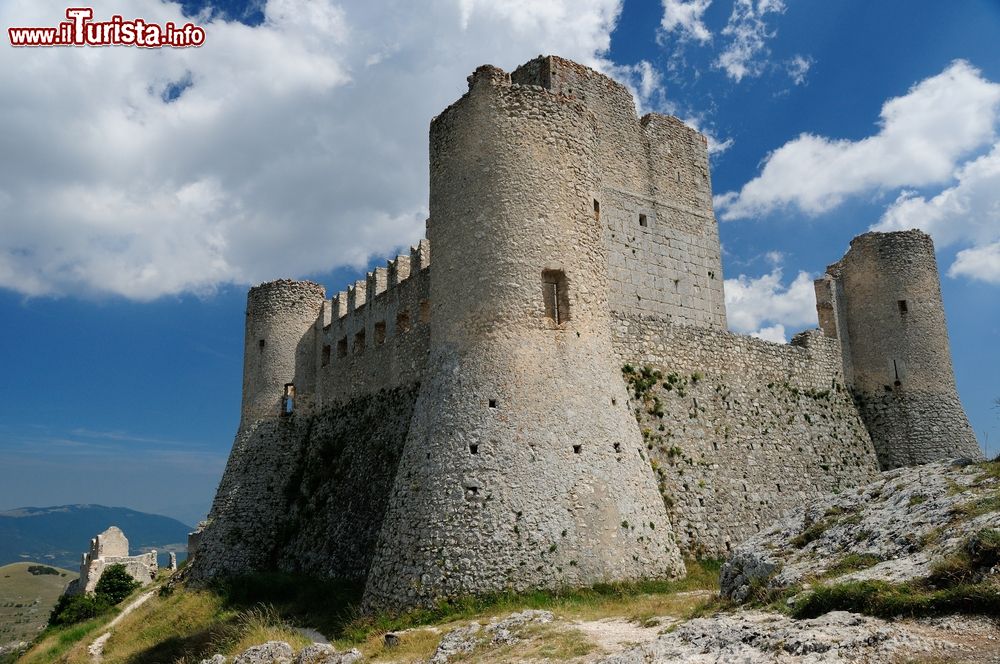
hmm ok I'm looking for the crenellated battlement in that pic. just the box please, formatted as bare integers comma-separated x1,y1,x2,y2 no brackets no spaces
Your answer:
324,238,430,324
301,238,433,406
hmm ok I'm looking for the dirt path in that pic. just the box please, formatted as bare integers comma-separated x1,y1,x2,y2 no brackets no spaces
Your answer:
87,591,156,662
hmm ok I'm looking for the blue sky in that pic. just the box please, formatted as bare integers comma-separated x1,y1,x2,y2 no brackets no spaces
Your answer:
1,0,998,526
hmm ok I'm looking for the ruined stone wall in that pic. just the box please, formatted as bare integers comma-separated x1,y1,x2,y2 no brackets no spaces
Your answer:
312,244,431,405
511,56,726,329
612,314,881,556
77,554,157,594
69,527,158,595
817,230,981,468
362,65,684,611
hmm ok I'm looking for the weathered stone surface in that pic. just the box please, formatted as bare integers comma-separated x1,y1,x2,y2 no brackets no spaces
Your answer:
721,460,1000,601
294,643,361,664
430,610,554,663
615,322,880,557
600,610,956,663
198,655,227,664
233,640,294,664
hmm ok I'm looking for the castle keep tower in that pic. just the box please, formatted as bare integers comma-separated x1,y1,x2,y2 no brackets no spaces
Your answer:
240,279,326,428
361,63,684,609
815,230,981,468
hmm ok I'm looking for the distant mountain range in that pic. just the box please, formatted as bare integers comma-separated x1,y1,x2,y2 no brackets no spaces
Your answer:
0,505,192,570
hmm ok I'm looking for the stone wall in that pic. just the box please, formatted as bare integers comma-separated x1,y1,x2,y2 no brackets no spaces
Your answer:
612,314,881,556
274,384,420,580
190,418,303,578
312,247,431,405
189,386,419,582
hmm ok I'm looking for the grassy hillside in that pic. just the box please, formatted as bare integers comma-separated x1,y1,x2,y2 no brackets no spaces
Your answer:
18,561,721,663
0,505,192,569
0,563,75,660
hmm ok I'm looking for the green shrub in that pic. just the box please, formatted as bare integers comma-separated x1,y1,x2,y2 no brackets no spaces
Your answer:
95,564,142,605
49,593,111,626
928,528,1000,587
26,565,60,576
967,528,1000,568
792,580,1000,619
824,553,881,577
791,518,833,549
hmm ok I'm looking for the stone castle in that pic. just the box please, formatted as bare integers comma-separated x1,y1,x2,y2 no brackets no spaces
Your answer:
188,56,981,610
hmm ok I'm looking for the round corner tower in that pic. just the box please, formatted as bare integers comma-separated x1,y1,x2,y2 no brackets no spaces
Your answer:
819,229,981,468
362,63,684,610
241,279,326,428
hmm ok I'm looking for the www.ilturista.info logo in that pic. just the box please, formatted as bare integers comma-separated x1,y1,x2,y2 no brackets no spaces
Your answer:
8,8,205,48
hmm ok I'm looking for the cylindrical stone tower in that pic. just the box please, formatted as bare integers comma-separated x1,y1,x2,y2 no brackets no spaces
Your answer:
362,66,684,610
241,279,326,428
816,230,981,468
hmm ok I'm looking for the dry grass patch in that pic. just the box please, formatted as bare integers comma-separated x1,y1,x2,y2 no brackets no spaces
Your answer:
361,626,445,663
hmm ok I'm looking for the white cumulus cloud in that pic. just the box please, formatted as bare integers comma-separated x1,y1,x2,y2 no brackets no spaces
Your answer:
0,0,643,300
785,54,812,85
871,143,1000,284
716,60,1000,220
714,0,786,82
750,323,787,343
724,267,817,342
660,0,713,44
949,242,1000,284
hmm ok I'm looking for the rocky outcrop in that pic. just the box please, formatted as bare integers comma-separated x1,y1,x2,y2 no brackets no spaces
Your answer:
600,610,959,663
428,610,554,663
721,459,1000,602
200,642,361,664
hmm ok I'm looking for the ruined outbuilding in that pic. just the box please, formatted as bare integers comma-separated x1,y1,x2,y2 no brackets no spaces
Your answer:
65,526,157,595
188,56,981,610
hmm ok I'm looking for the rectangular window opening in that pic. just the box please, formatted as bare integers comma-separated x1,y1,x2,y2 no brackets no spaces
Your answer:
353,329,366,355
897,300,908,314
541,269,570,325
258,339,266,352
374,321,386,345
488,399,498,409
321,344,331,367
337,336,347,358
573,444,582,454
282,383,295,416
638,213,648,227
396,309,411,334
593,199,600,221
469,444,479,455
